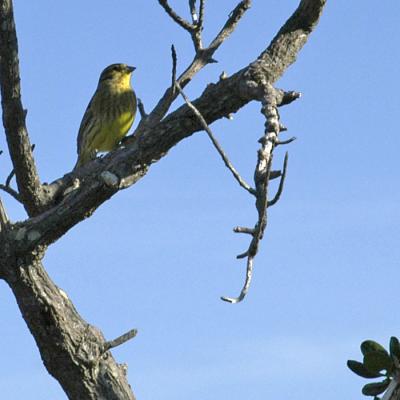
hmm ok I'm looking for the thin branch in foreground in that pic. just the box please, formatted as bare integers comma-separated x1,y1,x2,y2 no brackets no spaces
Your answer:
102,329,138,354
175,81,255,195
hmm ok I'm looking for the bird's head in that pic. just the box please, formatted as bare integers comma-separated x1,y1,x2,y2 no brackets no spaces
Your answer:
98,63,136,89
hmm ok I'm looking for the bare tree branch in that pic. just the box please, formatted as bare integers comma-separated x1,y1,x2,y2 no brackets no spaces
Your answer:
208,0,251,53
135,0,252,134
276,136,296,146
175,80,255,195
137,98,148,120
0,0,45,216
189,0,205,28
102,329,138,354
158,0,195,32
3,257,136,399
222,84,290,303
189,0,198,24
198,0,205,29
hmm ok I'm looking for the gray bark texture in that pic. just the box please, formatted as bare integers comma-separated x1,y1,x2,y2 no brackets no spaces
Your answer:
0,0,326,398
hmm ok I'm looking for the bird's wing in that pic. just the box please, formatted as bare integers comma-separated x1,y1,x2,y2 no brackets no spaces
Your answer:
76,95,96,156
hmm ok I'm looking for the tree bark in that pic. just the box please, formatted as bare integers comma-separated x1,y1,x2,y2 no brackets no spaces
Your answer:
1,252,135,400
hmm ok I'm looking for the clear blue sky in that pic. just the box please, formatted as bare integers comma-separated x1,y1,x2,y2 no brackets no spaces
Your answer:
1,1,399,399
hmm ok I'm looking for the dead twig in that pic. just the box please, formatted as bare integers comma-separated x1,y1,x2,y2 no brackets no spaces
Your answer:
208,0,251,53
171,45,177,96
102,329,138,355
137,99,148,120
175,80,255,195
222,85,299,303
276,137,296,146
158,0,195,33
136,0,251,134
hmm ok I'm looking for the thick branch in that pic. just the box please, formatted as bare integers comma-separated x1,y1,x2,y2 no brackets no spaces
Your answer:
1,255,135,400
0,0,45,216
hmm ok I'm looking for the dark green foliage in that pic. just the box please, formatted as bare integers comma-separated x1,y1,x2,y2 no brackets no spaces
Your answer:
347,337,400,398
361,340,388,356
363,351,393,374
347,360,383,379
362,380,391,396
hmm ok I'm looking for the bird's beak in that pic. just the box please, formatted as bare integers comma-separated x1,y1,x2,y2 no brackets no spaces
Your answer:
127,66,136,73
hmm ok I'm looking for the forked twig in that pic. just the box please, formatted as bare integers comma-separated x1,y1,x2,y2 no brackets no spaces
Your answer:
135,0,251,135
222,85,298,303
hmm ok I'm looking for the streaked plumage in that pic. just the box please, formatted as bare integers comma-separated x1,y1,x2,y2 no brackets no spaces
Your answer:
74,63,137,169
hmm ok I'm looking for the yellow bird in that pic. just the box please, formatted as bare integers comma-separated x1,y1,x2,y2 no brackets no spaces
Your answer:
74,63,137,169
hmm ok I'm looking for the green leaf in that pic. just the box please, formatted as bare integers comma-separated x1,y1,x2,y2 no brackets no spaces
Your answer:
347,360,383,378
364,352,393,374
390,337,400,360
361,340,388,356
362,379,390,396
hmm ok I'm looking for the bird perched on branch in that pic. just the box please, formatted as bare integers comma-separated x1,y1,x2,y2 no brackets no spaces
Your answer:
74,63,137,169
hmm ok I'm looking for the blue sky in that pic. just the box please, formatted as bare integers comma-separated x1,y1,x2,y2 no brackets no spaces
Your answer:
1,1,400,399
